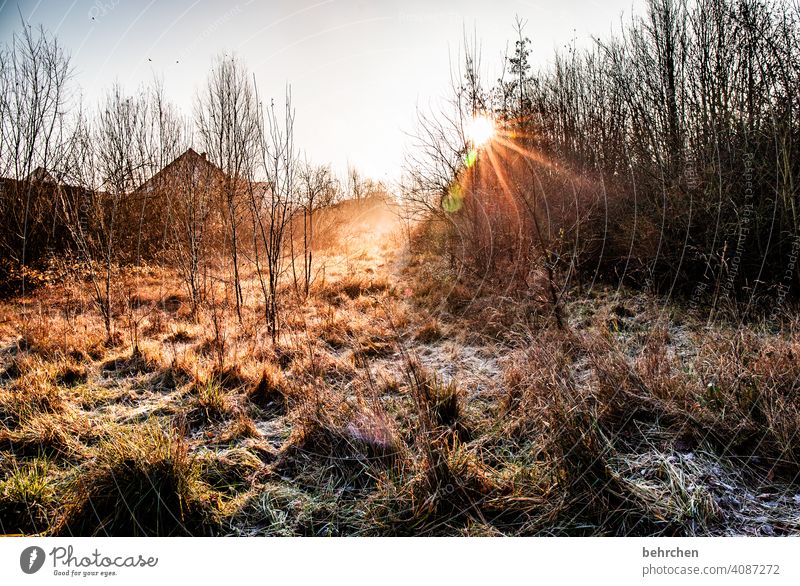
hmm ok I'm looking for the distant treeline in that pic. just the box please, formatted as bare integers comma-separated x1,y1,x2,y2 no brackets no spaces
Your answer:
406,0,800,308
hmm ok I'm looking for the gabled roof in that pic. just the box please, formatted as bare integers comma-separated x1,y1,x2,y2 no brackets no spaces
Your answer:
135,148,225,193
26,167,59,184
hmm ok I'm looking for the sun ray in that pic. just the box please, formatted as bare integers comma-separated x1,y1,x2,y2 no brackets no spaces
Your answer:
493,135,560,171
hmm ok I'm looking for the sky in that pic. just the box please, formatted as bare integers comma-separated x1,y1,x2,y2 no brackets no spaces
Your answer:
0,0,642,182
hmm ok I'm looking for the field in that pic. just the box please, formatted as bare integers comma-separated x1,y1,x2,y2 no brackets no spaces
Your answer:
2,196,799,537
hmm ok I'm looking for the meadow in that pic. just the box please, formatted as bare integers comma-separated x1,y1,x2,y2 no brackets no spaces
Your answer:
2,196,800,536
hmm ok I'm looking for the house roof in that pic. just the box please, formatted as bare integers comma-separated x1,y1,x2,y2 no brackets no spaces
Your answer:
26,167,59,184
135,148,225,193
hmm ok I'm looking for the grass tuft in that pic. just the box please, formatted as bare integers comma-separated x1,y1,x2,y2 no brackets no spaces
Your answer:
55,423,218,536
247,365,288,415
0,457,53,535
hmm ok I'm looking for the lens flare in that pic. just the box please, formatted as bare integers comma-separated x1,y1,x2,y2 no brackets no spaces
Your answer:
442,183,463,212
466,115,495,147
463,148,477,168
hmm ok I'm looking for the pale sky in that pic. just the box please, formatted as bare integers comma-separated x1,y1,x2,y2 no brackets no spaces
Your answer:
0,0,641,182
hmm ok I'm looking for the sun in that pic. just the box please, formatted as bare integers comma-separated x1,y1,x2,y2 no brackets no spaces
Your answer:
466,115,495,147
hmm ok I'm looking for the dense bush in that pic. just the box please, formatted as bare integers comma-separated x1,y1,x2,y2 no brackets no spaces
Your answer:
406,0,800,308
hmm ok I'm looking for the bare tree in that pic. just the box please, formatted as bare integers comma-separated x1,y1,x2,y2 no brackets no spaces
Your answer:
87,85,149,340
167,146,220,317
0,20,71,281
293,161,338,296
58,84,158,342
195,54,260,323
249,88,297,343
134,79,184,264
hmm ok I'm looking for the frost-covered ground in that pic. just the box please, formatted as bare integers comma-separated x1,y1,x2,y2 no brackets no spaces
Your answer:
2,197,799,536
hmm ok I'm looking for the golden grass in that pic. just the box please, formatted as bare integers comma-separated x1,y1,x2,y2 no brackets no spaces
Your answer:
1,206,800,536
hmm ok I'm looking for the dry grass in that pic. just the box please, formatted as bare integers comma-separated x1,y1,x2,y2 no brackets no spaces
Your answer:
0,456,54,534
247,365,289,414
55,422,218,536
1,200,799,536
